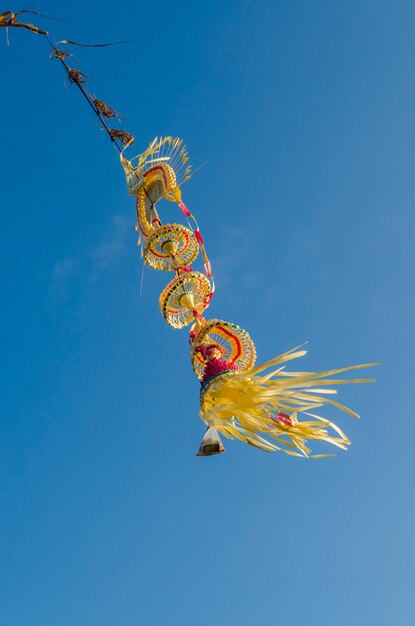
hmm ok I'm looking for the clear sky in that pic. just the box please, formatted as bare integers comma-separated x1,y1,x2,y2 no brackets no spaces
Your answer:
1,1,414,624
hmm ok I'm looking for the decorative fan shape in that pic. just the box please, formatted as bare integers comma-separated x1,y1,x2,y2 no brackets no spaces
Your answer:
190,319,257,380
143,224,199,271
159,271,212,329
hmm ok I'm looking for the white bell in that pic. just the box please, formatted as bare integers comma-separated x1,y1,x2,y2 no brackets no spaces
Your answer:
196,426,226,457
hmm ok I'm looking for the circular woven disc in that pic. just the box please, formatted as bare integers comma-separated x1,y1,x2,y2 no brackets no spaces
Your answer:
144,224,199,271
159,272,212,329
190,319,257,380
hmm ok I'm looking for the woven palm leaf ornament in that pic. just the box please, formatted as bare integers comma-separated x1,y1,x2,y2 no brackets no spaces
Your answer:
2,11,378,457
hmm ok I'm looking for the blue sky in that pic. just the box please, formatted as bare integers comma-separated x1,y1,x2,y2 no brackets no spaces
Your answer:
1,1,414,624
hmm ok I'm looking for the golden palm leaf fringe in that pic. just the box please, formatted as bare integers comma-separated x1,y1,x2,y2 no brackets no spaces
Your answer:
199,346,378,457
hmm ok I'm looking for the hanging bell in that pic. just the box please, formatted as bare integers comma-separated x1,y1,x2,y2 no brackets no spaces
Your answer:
196,426,226,457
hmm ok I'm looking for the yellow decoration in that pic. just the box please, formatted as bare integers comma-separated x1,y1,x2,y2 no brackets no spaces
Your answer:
143,224,199,271
121,136,192,204
159,272,212,328
190,319,257,380
199,345,377,457
3,12,377,458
